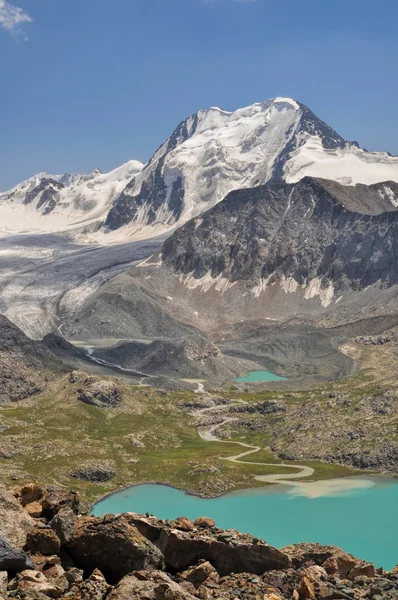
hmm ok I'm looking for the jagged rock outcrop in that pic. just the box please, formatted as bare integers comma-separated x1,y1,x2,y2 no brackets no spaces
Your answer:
71,463,116,483
123,513,291,575
77,380,121,408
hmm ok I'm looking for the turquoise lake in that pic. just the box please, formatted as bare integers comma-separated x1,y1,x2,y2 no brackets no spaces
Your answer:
93,479,398,570
234,370,287,382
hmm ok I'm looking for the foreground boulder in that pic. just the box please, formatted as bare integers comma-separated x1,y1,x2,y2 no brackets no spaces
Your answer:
0,485,35,548
3,482,398,599
66,515,164,581
0,537,33,574
67,568,111,600
25,527,61,556
10,569,66,598
107,571,197,600
49,509,76,545
283,542,375,580
124,513,291,575
40,489,79,521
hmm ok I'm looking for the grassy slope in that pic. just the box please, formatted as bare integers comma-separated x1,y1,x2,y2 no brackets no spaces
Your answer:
0,372,363,503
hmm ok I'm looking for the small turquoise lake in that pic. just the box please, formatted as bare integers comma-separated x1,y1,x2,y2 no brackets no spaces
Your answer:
93,478,398,570
234,370,286,382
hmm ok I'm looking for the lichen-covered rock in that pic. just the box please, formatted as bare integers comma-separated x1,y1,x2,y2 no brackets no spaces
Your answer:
0,572,7,596
25,527,61,556
107,571,196,600
193,517,215,529
11,570,64,598
0,485,35,548
25,502,43,518
66,515,164,581
172,517,194,532
68,569,111,600
15,484,45,508
179,561,219,588
49,509,76,545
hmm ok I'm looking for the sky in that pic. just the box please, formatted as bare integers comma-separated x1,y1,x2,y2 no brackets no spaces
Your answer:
1,0,398,190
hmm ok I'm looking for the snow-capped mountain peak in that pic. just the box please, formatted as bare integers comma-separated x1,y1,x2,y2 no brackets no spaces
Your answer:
104,97,345,231
2,97,398,241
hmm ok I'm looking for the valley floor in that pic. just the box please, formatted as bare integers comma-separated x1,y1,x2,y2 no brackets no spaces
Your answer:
0,321,396,504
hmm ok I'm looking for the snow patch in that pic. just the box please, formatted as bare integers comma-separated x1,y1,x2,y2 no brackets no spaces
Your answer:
304,277,334,307
179,271,237,294
252,274,334,307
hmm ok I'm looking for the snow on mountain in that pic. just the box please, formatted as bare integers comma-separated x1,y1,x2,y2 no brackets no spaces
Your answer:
2,97,398,241
104,97,346,231
0,161,144,237
285,136,398,186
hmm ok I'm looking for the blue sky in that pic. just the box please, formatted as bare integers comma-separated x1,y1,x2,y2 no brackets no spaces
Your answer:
1,0,398,190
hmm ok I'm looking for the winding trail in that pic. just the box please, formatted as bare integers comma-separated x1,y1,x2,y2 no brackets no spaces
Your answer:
197,411,315,487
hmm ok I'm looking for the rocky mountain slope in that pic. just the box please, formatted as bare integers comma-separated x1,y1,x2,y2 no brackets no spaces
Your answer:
0,315,63,403
0,483,397,599
161,176,398,303
74,174,398,346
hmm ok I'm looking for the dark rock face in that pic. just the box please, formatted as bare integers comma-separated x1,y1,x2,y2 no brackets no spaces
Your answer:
24,178,64,214
0,537,34,574
230,400,286,415
161,177,398,295
40,489,79,521
105,115,195,231
71,465,116,483
105,162,185,230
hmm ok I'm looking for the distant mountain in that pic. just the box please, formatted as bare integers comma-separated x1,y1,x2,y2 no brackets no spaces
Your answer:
2,97,398,239
0,161,143,236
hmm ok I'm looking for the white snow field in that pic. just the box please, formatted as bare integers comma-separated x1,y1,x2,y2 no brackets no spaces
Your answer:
0,160,143,237
285,136,398,186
